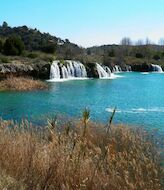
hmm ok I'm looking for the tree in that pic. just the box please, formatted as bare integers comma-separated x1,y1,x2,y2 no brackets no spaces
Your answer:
65,39,70,43
87,49,91,55
108,49,115,57
136,53,144,58
135,39,144,46
153,55,160,61
0,39,3,52
141,38,152,63
41,43,56,54
120,37,132,57
3,35,25,55
120,37,132,46
2,21,8,28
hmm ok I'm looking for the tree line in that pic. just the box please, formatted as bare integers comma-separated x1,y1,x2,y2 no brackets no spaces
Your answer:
1,22,164,66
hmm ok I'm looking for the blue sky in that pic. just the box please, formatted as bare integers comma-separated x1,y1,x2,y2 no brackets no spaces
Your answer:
1,0,164,47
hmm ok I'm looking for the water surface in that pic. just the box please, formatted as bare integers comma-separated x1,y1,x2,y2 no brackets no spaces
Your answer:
0,72,164,133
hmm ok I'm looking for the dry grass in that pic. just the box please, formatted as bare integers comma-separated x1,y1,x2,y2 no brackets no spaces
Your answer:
0,77,48,91
0,116,163,190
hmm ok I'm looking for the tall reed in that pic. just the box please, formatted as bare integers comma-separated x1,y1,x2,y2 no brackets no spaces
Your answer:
0,111,163,190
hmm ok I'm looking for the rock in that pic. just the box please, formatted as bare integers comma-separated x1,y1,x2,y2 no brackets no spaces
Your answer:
0,63,51,79
31,63,51,79
131,63,152,72
85,63,99,78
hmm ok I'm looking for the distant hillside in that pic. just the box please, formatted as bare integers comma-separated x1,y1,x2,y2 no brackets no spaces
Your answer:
1,22,164,69
0,22,83,60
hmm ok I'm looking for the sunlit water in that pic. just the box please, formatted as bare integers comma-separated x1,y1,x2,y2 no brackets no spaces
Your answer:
0,72,164,134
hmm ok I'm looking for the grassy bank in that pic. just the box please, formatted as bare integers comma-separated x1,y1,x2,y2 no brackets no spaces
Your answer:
0,111,163,190
0,77,48,91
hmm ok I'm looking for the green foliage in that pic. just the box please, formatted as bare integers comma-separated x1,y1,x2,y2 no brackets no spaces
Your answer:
3,36,25,56
2,21,8,28
153,54,160,61
0,39,3,52
27,52,38,59
1,23,164,66
87,49,91,55
0,56,10,63
108,49,115,57
42,55,54,63
41,43,56,54
136,53,144,58
65,39,70,43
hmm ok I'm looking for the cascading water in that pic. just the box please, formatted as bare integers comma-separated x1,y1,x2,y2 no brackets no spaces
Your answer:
103,66,112,75
151,64,163,73
96,63,110,78
61,66,69,78
49,61,124,81
113,65,122,73
96,63,122,79
50,60,87,80
126,65,132,72
50,61,60,79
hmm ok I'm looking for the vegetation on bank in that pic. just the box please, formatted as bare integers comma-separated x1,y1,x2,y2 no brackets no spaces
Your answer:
1,22,164,68
0,110,163,190
0,77,48,91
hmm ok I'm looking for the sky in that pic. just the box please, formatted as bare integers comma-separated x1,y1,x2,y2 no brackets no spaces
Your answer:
1,0,164,47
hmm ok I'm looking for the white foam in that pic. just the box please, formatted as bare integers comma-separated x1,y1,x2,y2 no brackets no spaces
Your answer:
100,74,123,80
132,108,164,113
106,107,164,114
141,72,149,75
105,108,122,113
47,77,89,82
132,108,147,112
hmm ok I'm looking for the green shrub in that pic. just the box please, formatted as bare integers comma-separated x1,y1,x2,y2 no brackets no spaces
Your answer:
42,55,54,63
153,54,160,61
27,52,38,59
0,56,9,63
136,53,144,58
0,39,3,53
3,35,25,56
41,43,56,54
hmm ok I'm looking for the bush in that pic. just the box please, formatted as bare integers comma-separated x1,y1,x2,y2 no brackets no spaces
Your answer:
41,43,56,54
0,39,3,53
108,49,115,57
153,55,160,61
136,53,144,58
0,56,10,63
27,52,38,59
3,35,25,56
42,55,54,63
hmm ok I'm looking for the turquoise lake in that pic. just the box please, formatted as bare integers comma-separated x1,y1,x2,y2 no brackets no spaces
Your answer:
0,72,164,133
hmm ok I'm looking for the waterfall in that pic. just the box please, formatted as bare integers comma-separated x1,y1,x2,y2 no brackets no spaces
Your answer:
113,65,122,73
50,61,60,79
65,61,87,78
103,66,112,75
126,65,132,72
151,64,163,73
96,63,110,78
128,65,132,72
61,66,69,78
50,60,87,80
49,61,124,81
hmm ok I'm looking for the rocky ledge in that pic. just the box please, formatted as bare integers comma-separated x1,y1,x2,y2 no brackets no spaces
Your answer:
0,62,51,79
